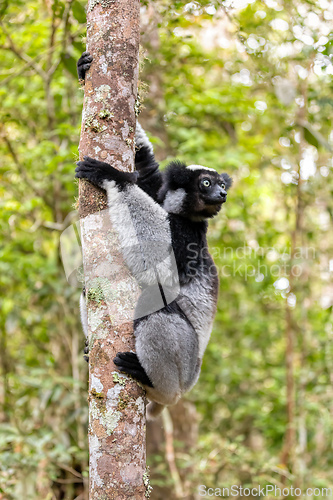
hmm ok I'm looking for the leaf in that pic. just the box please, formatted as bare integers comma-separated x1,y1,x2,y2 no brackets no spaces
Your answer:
61,53,78,78
52,0,65,18
0,0,9,16
322,37,333,56
72,41,86,54
298,120,332,151
72,0,86,23
303,126,319,148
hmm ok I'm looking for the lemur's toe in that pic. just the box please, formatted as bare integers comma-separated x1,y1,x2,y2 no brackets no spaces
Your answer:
83,339,89,363
113,352,154,387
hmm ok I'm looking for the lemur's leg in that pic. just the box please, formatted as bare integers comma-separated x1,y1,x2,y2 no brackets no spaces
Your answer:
134,306,200,406
114,352,153,387
114,309,199,400
77,51,93,82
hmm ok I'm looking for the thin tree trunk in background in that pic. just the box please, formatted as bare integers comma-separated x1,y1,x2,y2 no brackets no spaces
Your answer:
280,165,301,473
162,409,185,499
282,305,295,470
78,1,147,498
0,325,10,421
147,400,198,500
281,75,308,472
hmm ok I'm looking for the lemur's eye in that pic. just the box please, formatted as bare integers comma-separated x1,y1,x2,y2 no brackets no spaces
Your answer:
202,179,211,188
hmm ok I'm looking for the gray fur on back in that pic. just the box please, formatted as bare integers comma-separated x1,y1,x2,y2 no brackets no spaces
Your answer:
103,180,177,288
103,180,180,318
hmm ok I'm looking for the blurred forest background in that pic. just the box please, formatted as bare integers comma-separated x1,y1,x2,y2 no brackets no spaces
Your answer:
0,0,333,498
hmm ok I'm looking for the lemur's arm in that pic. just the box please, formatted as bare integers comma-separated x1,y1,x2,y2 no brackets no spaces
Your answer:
135,123,163,202
75,157,175,291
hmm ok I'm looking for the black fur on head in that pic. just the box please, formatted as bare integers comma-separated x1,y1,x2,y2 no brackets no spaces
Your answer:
158,161,232,220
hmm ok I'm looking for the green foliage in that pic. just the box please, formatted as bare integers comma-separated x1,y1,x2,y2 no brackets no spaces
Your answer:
0,1,88,497
141,0,333,495
72,0,86,23
0,0,333,498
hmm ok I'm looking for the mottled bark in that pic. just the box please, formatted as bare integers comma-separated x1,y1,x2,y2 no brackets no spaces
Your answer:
78,1,148,498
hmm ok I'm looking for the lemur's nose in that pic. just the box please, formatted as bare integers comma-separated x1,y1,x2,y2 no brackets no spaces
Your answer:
219,188,227,200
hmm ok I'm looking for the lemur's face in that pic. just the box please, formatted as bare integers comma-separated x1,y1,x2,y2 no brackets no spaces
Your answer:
196,172,227,216
186,165,232,219
160,161,232,220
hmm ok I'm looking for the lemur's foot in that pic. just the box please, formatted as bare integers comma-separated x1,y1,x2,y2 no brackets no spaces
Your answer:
84,338,89,363
75,156,138,189
77,51,93,82
114,351,153,387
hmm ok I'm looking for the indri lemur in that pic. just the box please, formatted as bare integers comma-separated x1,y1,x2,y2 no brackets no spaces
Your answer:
76,53,232,418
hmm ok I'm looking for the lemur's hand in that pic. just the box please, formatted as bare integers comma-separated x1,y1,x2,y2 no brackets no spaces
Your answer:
75,156,138,189
77,51,93,82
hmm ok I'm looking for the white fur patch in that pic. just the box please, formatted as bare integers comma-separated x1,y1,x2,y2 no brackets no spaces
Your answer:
102,180,177,290
102,180,139,249
135,121,154,154
162,188,186,214
187,164,216,172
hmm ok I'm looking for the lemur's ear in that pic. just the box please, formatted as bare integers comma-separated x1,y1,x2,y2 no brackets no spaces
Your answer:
220,173,233,190
164,161,189,189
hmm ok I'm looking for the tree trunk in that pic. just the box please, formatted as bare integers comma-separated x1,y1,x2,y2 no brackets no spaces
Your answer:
78,1,148,498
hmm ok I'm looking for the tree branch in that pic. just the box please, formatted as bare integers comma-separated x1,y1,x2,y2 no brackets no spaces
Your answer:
0,125,47,201
0,21,47,80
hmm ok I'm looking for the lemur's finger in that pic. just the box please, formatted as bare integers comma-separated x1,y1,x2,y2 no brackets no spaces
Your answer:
82,63,92,71
116,351,138,361
82,156,110,166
